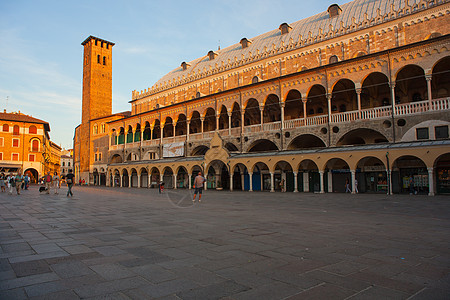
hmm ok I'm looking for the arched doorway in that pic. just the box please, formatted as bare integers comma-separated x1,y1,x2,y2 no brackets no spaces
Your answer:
218,105,229,130
190,165,203,187
122,169,129,187
152,120,161,139
203,108,216,132
274,161,294,192
356,157,387,193
284,90,303,120
298,159,319,192
325,158,351,193
306,85,328,117
207,160,229,190
162,167,174,189
24,168,38,184
434,153,450,194
392,156,428,194
130,169,138,187
395,65,427,104
189,111,201,134
250,162,270,191
244,99,260,126
232,163,248,191
176,166,189,188
175,114,187,136
150,167,160,188
163,117,174,138
432,56,450,99
331,79,357,114
263,94,281,123
113,169,120,187
140,168,148,188
231,102,241,128
361,72,391,109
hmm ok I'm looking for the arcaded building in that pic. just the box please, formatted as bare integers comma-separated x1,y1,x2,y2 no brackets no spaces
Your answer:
76,0,450,195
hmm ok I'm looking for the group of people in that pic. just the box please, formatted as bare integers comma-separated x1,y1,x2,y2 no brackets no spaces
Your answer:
0,171,30,195
42,169,75,197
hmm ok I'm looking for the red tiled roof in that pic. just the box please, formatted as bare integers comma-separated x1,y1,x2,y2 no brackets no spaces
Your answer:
0,112,50,131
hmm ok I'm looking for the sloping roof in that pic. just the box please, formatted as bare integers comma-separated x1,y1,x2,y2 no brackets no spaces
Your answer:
0,112,50,131
151,0,420,89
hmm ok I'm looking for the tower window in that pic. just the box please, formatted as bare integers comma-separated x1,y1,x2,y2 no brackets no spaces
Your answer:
103,56,106,65
97,55,100,64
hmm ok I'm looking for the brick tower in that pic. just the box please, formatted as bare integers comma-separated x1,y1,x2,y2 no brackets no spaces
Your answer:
77,36,114,182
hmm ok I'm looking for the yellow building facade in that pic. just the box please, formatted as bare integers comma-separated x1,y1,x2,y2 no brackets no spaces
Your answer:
75,0,450,195
0,111,61,182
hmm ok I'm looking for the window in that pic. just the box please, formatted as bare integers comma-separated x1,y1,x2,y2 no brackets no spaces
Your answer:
29,125,37,134
99,153,102,161
0,137,3,147
3,124,9,132
0,153,2,160
95,153,98,161
68,162,71,166
416,127,429,140
29,154,35,162
31,139,39,151
93,125,98,135
252,76,259,84
329,55,339,64
103,56,106,65
12,153,19,161
101,124,106,133
62,162,65,166
12,138,19,147
435,125,449,139
13,125,19,135
97,55,100,64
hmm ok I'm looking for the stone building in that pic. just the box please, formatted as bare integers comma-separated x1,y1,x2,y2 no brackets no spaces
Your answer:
75,0,450,194
0,110,61,182
60,148,73,178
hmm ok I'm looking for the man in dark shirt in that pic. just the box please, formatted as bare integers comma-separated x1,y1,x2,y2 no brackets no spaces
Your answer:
66,169,75,197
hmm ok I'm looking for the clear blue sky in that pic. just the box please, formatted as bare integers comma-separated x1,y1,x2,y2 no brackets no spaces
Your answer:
0,0,342,149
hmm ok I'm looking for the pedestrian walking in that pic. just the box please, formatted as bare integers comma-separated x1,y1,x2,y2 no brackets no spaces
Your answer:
24,174,30,190
354,178,359,193
44,172,52,194
0,173,5,192
66,169,75,197
14,171,23,195
193,171,206,202
345,178,351,193
7,174,14,195
53,172,60,194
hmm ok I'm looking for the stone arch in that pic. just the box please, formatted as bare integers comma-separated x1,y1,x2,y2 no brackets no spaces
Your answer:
152,119,161,139
263,94,281,123
284,89,303,120
189,111,201,134
126,125,133,143
140,167,149,188
189,164,203,176
306,84,328,116
336,128,388,146
287,134,326,150
112,169,121,187
250,161,270,191
395,64,427,104
176,165,189,188
206,160,229,190
163,116,174,138
122,168,129,187
331,78,357,113
175,114,187,136
143,121,151,140
361,72,391,108
248,139,279,152
203,107,216,132
431,56,450,99
244,98,260,126
162,166,174,189
218,105,229,130
191,145,209,156
392,155,428,194
110,154,122,164
231,162,249,191
434,152,450,194
130,168,138,187
24,168,39,183
325,158,351,193
273,160,294,192
356,156,388,193
149,167,160,188
224,142,239,152
230,102,241,128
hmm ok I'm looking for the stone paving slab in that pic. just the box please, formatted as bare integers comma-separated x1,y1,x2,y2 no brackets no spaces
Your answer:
0,185,449,299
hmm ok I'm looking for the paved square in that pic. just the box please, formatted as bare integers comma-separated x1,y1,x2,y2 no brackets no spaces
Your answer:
0,186,449,299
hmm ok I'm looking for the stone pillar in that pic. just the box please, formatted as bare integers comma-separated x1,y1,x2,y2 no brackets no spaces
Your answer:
328,171,333,193
303,172,309,192
426,75,433,110
106,173,110,187
187,122,190,141
390,82,396,113
319,170,324,193
173,122,176,137
173,174,177,189
216,113,219,132
137,175,141,188
160,126,163,143
200,117,204,134
302,100,307,121
108,133,112,148
230,173,233,191
241,109,245,135
280,102,285,130
327,94,332,122
293,171,298,192
188,174,192,189
249,172,253,192
270,172,274,192
388,170,393,195
120,175,123,187
160,174,164,187
241,173,245,191
356,88,362,119
260,105,264,130
351,170,356,194
148,172,151,188
428,167,434,196
228,113,232,135
128,175,132,188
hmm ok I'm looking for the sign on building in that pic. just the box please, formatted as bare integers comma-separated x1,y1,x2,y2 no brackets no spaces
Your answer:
163,142,184,158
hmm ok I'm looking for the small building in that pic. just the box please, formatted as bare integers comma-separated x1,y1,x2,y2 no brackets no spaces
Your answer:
60,149,73,178
0,110,61,182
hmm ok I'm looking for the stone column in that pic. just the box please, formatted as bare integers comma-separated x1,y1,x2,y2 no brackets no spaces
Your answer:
128,175,132,188
428,167,434,196
302,100,307,122
270,172,275,192
216,113,219,132
356,88,362,119
390,82,396,113
188,174,192,189
319,170,324,193
106,173,110,187
293,171,298,192
120,175,123,187
173,174,177,189
230,173,233,191
137,175,141,188
148,172,151,188
426,74,433,110
303,172,309,192
228,113,232,136
187,122,190,141
200,117,204,134
241,173,245,191
280,102,285,130
327,94,332,123
388,170,393,195
248,172,253,192
160,174,164,186
160,126,163,143
260,105,264,130
328,171,333,193
241,109,245,135
173,122,176,137
351,170,356,194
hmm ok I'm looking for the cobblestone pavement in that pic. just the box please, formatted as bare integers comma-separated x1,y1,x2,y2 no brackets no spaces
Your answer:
0,185,449,299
